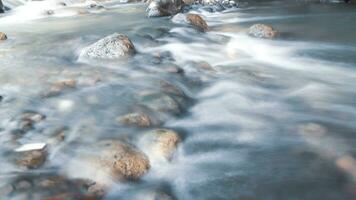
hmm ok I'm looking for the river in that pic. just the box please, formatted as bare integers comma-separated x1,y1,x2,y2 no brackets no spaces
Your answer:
0,0,356,200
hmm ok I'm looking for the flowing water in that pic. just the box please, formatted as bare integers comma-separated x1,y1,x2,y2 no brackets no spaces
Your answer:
1,0,356,199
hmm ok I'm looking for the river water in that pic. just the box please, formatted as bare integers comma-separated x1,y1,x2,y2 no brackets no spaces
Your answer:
0,0,356,200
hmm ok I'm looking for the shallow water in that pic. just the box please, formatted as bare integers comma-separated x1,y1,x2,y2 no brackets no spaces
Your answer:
1,0,356,200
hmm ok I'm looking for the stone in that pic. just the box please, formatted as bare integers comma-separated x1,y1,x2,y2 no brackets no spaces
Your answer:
17,111,46,131
165,66,184,74
146,0,184,17
0,32,7,40
118,113,152,127
196,61,216,71
140,129,181,161
248,24,278,39
186,13,209,32
15,148,47,169
80,33,136,59
43,79,77,97
68,140,150,184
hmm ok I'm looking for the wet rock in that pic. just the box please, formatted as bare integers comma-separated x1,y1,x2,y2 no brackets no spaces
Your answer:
0,32,7,40
146,0,184,17
196,61,216,71
138,91,182,115
186,13,209,32
14,143,47,169
248,24,278,39
68,140,150,184
117,113,152,127
43,79,77,97
96,140,150,180
80,33,136,59
165,65,184,74
17,111,46,131
140,129,181,161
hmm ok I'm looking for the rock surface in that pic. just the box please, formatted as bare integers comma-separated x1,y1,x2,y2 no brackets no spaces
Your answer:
67,140,150,185
118,112,153,127
186,13,209,32
146,0,184,17
248,24,278,39
0,32,6,40
140,129,180,161
80,33,136,59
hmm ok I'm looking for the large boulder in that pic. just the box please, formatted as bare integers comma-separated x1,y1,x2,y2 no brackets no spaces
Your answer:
146,0,184,17
186,13,209,32
248,24,278,39
80,33,136,59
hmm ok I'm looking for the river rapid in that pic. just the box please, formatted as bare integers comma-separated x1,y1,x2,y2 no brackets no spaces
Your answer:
1,0,356,200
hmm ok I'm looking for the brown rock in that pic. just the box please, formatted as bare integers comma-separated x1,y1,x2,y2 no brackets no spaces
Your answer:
69,140,150,185
16,149,47,169
0,32,7,40
118,113,152,127
186,14,209,32
141,129,181,161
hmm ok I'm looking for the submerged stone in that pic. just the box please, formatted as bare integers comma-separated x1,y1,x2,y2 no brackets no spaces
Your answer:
186,13,209,32
140,129,181,161
80,33,136,59
248,24,278,39
118,113,153,127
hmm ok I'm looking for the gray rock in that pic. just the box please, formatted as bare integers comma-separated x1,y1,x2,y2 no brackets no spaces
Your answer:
80,33,136,59
248,24,279,39
146,0,184,17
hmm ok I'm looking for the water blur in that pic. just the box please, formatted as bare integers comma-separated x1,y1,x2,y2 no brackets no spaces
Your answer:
1,0,356,200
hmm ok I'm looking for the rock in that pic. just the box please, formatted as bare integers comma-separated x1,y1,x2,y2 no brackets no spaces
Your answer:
68,140,150,184
186,13,209,32
140,129,180,161
43,79,77,97
196,61,216,71
17,111,46,131
248,24,278,39
0,0,4,14
138,91,182,115
80,33,136,59
146,0,184,17
0,32,6,40
165,65,184,74
117,113,152,127
15,145,47,169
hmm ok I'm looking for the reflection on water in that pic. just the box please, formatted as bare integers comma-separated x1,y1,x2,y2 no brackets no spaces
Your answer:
1,0,356,200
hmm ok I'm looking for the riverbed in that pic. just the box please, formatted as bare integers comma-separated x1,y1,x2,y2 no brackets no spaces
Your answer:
1,1,356,200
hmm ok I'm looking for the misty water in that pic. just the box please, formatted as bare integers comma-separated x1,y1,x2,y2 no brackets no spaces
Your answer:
1,0,356,200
